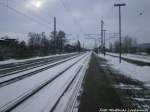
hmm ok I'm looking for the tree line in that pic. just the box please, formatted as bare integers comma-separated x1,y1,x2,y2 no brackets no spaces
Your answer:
108,36,150,55
0,30,82,60
109,36,138,53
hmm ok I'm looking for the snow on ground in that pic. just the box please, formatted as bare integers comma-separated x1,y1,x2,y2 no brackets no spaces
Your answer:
0,52,78,65
0,55,78,83
0,53,88,111
99,54,150,84
107,52,150,63
54,53,91,112
114,83,142,90
11,53,91,112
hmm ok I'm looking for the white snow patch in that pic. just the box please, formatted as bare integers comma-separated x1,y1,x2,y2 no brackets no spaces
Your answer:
107,52,150,64
99,54,150,84
114,83,142,90
132,98,150,102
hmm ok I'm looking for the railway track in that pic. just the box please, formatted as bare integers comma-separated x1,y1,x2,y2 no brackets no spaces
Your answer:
0,53,79,76
107,54,150,66
0,53,90,112
0,53,77,70
50,65,83,112
64,56,90,112
0,54,82,88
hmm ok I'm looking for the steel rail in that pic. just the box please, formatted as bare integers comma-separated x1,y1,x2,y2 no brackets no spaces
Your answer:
0,54,86,112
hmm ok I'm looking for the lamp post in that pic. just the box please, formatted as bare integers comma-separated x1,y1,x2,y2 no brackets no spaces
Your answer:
114,3,126,63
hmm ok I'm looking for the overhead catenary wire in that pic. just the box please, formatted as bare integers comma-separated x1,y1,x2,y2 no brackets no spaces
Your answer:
58,0,85,34
86,0,118,45
1,0,120,37
10,0,56,29
0,2,53,30
22,0,62,30
0,0,62,31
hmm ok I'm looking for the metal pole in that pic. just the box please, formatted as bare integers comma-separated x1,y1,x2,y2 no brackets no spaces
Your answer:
119,6,122,63
101,20,104,53
83,41,84,50
98,38,100,54
54,17,56,53
114,3,126,63
103,30,107,56
94,39,97,49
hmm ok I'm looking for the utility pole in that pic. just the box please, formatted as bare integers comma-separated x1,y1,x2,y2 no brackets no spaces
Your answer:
83,41,84,51
54,16,56,53
103,29,107,56
6,0,9,7
94,39,97,49
114,3,126,63
77,34,79,41
84,34,102,51
101,20,104,54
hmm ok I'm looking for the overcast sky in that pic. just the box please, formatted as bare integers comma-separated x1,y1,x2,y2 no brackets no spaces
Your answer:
0,0,150,48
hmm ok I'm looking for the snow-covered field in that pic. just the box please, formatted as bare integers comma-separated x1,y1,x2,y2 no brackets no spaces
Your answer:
0,52,91,112
107,52,150,63
99,54,150,84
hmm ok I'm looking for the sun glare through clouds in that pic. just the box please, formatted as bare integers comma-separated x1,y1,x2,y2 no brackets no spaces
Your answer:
25,0,46,9
31,0,42,8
